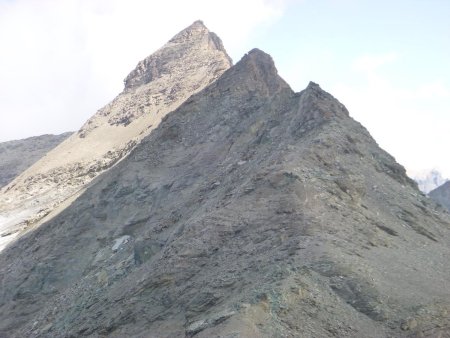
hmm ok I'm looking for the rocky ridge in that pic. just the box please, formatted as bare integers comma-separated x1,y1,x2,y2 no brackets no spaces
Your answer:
0,21,232,251
1,47,450,337
0,132,71,188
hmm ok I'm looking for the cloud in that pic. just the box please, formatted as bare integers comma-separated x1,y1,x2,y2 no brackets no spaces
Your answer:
415,82,450,99
0,0,288,142
352,52,399,74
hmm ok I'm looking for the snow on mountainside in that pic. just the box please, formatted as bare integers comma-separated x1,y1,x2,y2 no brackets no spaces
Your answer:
413,169,448,194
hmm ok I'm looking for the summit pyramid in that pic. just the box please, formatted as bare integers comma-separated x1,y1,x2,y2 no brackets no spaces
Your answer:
1,24,450,338
0,21,232,251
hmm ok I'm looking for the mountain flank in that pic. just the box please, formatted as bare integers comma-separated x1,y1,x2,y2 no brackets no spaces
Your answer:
0,20,232,251
1,44,450,338
429,181,450,212
0,132,71,188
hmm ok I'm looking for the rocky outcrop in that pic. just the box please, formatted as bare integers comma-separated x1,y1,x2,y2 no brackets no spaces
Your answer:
429,181,450,212
0,20,232,251
0,132,71,188
1,46,450,338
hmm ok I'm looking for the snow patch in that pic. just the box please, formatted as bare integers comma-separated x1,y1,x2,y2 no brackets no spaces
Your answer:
112,235,131,252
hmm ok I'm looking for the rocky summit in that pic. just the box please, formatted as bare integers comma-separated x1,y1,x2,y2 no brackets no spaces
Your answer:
0,20,232,251
2,25,450,338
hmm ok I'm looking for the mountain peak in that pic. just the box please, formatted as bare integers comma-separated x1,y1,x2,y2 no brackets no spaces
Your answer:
124,20,232,90
306,81,321,89
239,48,279,75
0,21,233,253
297,80,349,123
414,169,447,193
214,47,291,97
168,20,208,42
244,48,272,61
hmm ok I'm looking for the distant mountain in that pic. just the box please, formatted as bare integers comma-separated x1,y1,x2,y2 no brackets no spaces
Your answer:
0,132,71,188
429,181,450,212
0,20,232,251
1,33,450,337
413,169,448,193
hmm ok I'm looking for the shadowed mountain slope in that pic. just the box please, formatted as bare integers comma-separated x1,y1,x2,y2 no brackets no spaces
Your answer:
1,49,450,338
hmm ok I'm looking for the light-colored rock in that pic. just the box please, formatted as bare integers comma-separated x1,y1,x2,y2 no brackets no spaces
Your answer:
401,318,418,331
186,319,209,335
112,235,131,252
186,310,235,335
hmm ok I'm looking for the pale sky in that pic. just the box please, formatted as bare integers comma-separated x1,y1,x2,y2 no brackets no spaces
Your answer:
0,0,449,178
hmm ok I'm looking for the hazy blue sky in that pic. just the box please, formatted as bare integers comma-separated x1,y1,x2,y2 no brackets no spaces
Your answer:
0,0,449,178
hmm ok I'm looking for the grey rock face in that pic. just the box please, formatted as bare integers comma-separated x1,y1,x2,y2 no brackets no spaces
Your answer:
0,133,71,188
1,45,450,338
429,181,450,211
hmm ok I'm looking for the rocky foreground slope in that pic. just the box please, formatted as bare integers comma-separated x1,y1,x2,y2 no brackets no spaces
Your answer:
0,21,231,251
1,47,450,337
0,132,71,188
